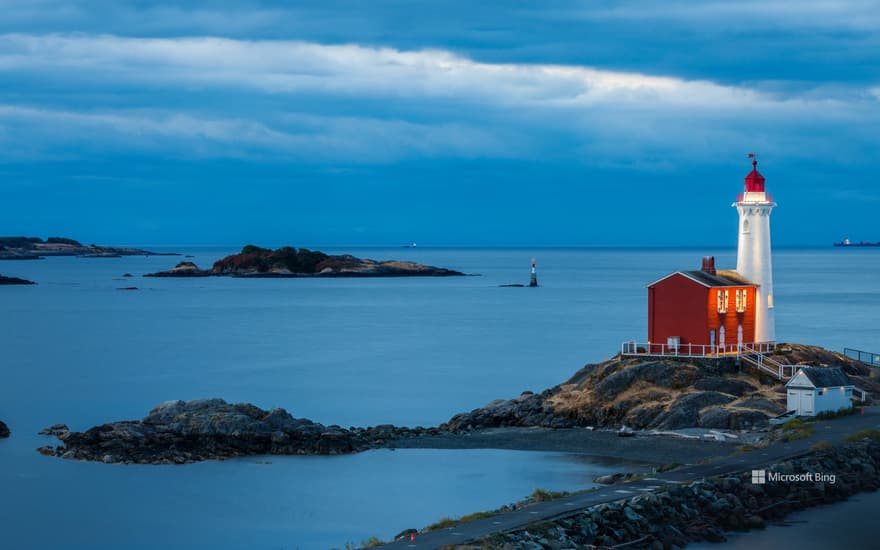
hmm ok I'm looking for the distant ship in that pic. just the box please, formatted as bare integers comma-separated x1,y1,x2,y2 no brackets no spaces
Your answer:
834,238,880,247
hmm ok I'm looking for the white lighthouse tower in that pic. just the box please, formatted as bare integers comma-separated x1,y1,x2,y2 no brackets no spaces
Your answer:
733,156,776,343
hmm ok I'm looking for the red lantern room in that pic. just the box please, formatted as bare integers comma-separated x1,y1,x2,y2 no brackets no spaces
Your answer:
744,159,765,192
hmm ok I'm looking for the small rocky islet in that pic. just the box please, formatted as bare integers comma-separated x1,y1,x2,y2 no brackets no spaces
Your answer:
0,274,34,285
36,399,435,464
144,244,466,278
0,420,10,438
37,343,874,465
0,236,175,259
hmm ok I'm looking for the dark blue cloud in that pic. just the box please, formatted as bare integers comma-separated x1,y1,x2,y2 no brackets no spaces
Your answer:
0,1,877,246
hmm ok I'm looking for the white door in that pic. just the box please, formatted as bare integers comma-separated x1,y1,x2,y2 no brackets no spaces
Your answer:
800,391,815,416
787,390,798,413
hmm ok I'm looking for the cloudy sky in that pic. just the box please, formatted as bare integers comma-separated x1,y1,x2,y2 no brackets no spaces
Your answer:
2,0,878,246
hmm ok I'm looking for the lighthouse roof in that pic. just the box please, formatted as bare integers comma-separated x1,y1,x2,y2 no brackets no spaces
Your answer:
744,159,765,192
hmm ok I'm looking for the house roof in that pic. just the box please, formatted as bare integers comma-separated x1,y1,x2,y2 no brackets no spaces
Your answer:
787,366,852,388
648,269,756,288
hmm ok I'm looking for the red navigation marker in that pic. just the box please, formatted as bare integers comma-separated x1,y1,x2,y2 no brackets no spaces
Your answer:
410,532,415,542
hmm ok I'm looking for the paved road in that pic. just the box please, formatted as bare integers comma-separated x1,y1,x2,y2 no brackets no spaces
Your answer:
379,409,880,549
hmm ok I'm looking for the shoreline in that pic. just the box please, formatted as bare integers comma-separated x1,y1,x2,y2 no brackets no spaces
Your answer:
374,409,880,548
472,438,880,549
389,427,737,465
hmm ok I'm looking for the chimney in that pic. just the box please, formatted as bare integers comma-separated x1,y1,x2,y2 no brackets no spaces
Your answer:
701,256,716,275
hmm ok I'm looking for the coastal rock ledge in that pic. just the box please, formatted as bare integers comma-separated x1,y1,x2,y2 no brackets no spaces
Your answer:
37,399,431,464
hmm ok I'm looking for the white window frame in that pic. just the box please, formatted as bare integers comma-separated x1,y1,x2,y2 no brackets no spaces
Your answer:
717,290,729,314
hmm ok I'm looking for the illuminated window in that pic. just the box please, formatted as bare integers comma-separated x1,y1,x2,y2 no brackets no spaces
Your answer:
717,290,729,313
736,289,747,313
767,294,774,309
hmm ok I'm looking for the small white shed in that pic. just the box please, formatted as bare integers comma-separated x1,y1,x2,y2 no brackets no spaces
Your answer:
786,366,853,417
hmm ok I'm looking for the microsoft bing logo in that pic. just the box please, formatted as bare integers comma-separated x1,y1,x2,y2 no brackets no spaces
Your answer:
751,470,766,484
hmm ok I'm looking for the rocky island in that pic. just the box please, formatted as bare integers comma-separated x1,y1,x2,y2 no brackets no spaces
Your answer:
37,399,433,464
144,244,465,278
0,274,35,285
0,420,9,438
0,236,176,259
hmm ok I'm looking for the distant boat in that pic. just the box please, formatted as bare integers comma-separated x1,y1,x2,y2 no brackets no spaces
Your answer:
834,238,880,247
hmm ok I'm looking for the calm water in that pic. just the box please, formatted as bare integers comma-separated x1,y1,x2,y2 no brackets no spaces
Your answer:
1,247,878,548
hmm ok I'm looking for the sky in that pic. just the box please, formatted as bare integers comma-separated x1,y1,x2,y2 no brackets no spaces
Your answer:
1,0,878,247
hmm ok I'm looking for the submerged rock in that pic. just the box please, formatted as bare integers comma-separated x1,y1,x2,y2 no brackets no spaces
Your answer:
0,420,10,438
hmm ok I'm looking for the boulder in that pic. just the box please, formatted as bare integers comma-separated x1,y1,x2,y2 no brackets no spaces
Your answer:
699,407,771,429
693,378,757,396
654,391,737,430
593,362,679,400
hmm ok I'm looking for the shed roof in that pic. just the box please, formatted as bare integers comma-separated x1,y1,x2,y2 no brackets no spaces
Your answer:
789,366,852,388
648,269,756,289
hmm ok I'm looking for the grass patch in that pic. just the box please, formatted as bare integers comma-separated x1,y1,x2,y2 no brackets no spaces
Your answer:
424,510,498,532
460,511,496,522
524,521,557,537
658,462,682,472
812,407,860,421
425,516,459,531
781,418,814,441
842,429,880,443
735,444,757,455
341,538,383,550
530,488,570,502
810,440,833,451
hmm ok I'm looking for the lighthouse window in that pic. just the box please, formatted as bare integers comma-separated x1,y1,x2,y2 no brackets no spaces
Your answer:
716,290,729,314
742,219,750,233
736,289,747,313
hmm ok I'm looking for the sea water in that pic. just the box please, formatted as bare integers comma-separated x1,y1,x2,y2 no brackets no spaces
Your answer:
1,247,878,548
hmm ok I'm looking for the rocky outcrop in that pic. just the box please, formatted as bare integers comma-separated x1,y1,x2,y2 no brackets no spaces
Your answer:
145,245,465,278
446,344,870,432
38,399,439,464
0,420,9,438
446,357,780,431
446,391,574,430
0,275,35,285
144,261,210,277
0,236,175,259
480,439,880,549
